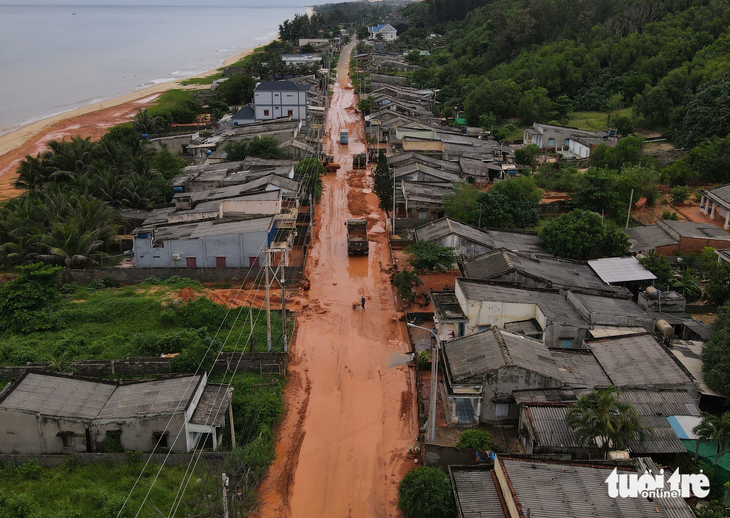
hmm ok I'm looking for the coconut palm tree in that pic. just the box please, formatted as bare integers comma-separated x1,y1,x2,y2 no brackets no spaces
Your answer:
693,412,730,465
133,109,163,135
566,387,649,455
14,153,51,191
46,136,98,181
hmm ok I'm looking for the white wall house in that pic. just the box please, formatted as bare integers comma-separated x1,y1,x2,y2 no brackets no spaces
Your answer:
253,81,309,122
368,24,397,42
280,54,322,66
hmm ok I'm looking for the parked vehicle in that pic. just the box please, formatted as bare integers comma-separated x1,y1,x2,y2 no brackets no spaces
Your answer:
346,219,368,255
352,152,367,169
340,128,349,145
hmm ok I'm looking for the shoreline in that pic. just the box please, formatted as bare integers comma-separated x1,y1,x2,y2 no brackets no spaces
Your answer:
0,41,271,200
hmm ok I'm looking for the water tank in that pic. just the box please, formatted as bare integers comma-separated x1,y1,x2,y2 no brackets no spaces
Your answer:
173,186,183,193
234,121,239,126
636,254,646,260
656,319,673,337
646,286,660,299
206,150,212,156
141,133,149,139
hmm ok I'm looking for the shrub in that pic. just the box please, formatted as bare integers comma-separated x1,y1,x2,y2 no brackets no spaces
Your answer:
398,467,456,518
15,460,43,480
180,297,229,332
671,185,692,205
405,241,457,272
392,270,423,301
455,429,492,450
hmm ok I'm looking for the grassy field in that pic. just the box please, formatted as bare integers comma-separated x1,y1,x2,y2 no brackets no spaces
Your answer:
0,279,293,367
146,89,198,118
566,108,631,132
180,72,224,85
0,459,201,518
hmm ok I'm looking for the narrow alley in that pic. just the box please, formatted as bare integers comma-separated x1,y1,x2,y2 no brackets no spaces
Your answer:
255,41,418,518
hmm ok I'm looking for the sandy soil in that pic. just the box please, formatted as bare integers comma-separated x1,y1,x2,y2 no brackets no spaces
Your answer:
0,44,266,201
254,41,418,518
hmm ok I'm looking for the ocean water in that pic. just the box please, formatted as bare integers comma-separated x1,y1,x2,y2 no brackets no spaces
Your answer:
0,3,313,135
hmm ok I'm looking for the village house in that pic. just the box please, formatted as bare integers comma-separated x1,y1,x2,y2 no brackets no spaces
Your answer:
450,457,695,518
699,184,730,229
627,218,730,255
518,390,700,458
280,54,322,67
367,23,398,42
415,218,545,260
253,80,310,123
0,372,231,454
522,122,615,152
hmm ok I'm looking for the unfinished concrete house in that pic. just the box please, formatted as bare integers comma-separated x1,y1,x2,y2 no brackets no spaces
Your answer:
0,372,231,454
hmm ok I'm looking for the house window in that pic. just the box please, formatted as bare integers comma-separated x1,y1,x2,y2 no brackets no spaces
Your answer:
186,257,197,268
57,432,74,448
249,256,260,267
560,338,573,348
418,211,428,220
104,431,123,452
495,403,510,418
564,138,570,148
216,257,226,268
263,109,270,116
153,432,168,450
547,138,555,147
287,110,294,117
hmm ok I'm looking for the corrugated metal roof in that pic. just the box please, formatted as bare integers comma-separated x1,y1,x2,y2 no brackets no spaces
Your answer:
501,457,693,517
588,257,656,284
667,415,701,440
525,405,578,448
443,328,561,383
626,225,678,253
451,468,507,518
588,335,692,387
551,350,612,388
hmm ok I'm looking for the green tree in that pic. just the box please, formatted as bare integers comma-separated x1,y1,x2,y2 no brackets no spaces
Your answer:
639,251,676,290
373,152,393,212
0,262,63,332
443,183,481,226
517,87,553,125
406,240,458,272
540,210,626,259
612,116,633,137
152,146,187,180
671,185,692,205
477,177,541,229
570,168,619,215
514,144,540,166
295,158,326,201
455,429,491,450
553,94,573,125
398,467,456,518
674,74,730,149
392,270,423,301
693,412,730,465
132,109,162,135
213,74,256,106
567,387,649,455
702,303,730,396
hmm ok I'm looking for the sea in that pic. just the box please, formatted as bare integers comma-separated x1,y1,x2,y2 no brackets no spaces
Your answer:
0,2,317,136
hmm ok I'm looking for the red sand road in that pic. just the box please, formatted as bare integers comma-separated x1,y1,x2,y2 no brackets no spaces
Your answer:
254,41,418,518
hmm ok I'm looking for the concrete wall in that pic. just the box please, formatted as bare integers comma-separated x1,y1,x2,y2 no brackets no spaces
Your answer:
424,444,478,471
148,135,195,155
133,228,270,268
0,353,289,381
59,266,302,285
254,90,307,121
480,367,563,423
0,452,226,467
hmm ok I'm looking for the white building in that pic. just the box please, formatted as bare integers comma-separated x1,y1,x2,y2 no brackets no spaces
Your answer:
368,24,397,42
253,80,310,122
280,54,322,66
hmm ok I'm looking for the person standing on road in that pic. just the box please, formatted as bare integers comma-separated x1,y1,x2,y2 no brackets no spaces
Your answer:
361,295,366,311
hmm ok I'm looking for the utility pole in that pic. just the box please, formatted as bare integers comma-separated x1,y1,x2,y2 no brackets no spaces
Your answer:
281,248,288,353
227,388,236,448
625,188,634,229
392,166,396,237
221,473,229,518
265,249,272,352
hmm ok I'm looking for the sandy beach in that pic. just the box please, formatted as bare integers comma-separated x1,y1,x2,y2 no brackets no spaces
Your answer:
0,42,268,201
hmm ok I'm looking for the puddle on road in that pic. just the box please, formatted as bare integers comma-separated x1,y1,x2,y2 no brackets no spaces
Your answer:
347,255,368,278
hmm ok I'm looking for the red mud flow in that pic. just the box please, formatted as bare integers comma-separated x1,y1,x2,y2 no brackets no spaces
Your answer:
254,41,418,518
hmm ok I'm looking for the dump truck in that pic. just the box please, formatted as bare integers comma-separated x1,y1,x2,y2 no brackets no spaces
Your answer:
340,128,349,145
346,219,368,256
352,152,367,169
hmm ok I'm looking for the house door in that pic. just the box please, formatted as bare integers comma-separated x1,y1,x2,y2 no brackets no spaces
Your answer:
215,257,226,268
249,256,260,267
186,257,197,268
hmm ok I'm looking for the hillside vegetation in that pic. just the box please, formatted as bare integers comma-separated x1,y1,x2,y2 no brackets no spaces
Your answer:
401,0,730,148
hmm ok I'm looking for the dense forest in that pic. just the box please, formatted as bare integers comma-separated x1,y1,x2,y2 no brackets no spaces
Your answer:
399,0,730,148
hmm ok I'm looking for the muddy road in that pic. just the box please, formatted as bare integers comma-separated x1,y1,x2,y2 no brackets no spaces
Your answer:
255,41,417,518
